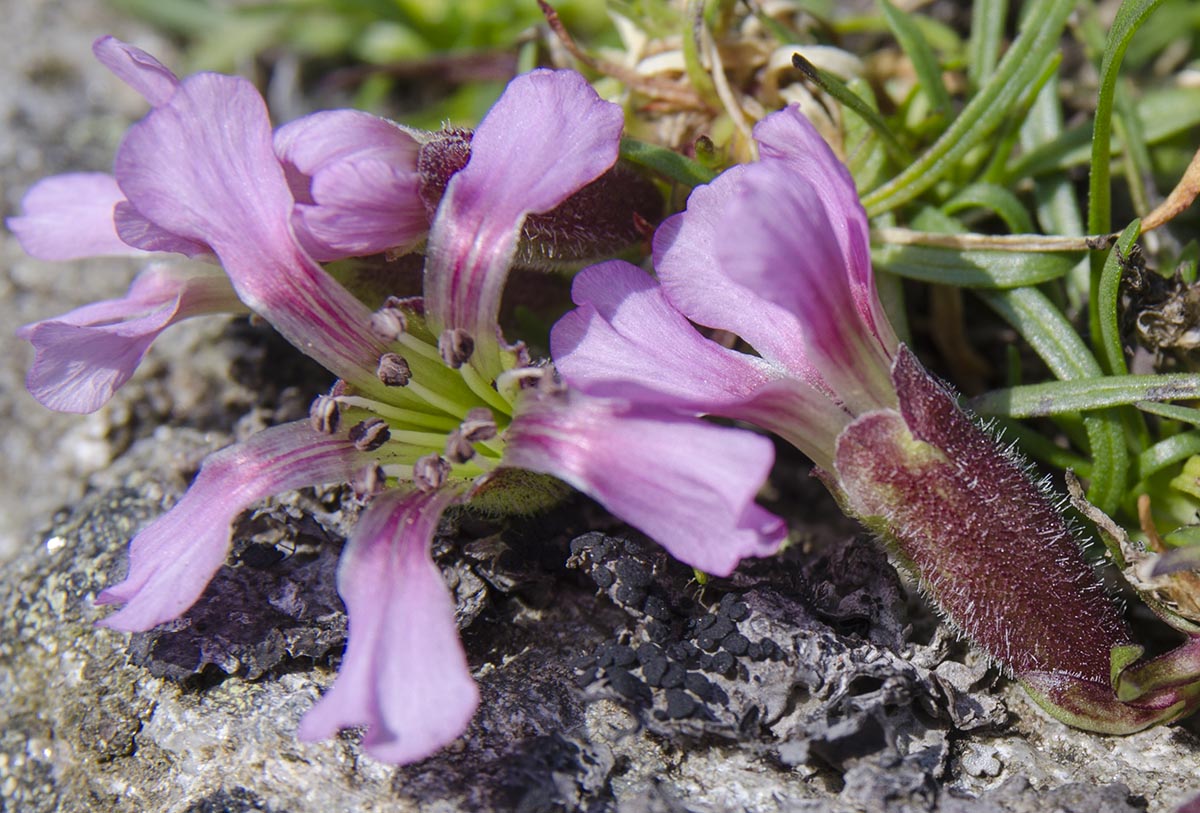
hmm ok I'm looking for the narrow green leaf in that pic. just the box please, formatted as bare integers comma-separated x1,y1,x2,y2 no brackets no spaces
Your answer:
970,374,1200,418
860,0,1074,216
791,54,913,165
1087,0,1166,355
942,183,1035,233
619,137,717,188
1097,221,1142,376
872,243,1080,288
878,0,952,114
968,0,1008,87
1137,401,1200,426
1137,432,1200,481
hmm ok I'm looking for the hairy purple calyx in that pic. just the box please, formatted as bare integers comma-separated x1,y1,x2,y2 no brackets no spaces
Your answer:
828,347,1200,733
417,128,661,267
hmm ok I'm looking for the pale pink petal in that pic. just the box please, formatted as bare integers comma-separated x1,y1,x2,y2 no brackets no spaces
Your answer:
551,260,850,470
275,110,427,261
752,107,898,353
551,260,779,409
297,488,478,765
714,164,896,412
97,422,371,631
92,36,180,107
114,73,389,391
113,201,213,257
6,173,140,260
652,168,818,381
504,393,786,576
424,69,623,378
18,265,243,413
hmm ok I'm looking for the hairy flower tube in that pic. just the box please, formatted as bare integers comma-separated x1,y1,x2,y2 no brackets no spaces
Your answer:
553,105,1200,733
12,41,787,763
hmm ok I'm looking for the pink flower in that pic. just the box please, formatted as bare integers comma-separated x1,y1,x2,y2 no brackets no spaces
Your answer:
46,46,784,764
554,106,1200,733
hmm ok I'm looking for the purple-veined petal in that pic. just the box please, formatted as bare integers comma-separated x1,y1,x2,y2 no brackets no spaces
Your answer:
17,264,244,413
752,107,898,354
714,163,896,412
551,261,851,469
275,110,427,261
503,392,786,576
297,487,478,765
652,168,819,382
97,422,372,631
424,69,623,378
552,260,779,409
92,36,179,107
114,202,213,258
6,173,141,260
114,73,390,392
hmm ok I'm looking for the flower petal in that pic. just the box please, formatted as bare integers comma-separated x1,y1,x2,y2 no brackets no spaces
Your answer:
652,168,818,381
114,201,212,258
274,110,427,261
297,487,478,765
114,73,390,391
92,36,180,107
752,106,897,352
97,422,371,631
552,260,778,408
424,69,623,378
6,173,140,260
713,163,896,412
18,265,243,413
504,393,786,576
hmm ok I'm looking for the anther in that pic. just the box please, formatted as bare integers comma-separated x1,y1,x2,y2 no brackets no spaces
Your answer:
309,395,341,434
444,430,475,464
369,302,409,342
460,407,498,442
351,462,386,500
438,328,475,368
413,453,452,492
349,417,391,452
377,353,412,387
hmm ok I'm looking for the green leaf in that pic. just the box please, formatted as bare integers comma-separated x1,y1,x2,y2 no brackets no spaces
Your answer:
1136,402,1200,426
878,0,952,114
1087,0,1166,352
790,54,912,166
970,374,1200,418
619,137,717,188
967,0,1008,87
860,0,1074,216
942,183,1035,233
872,243,1080,288
1097,221,1143,375
1137,432,1200,481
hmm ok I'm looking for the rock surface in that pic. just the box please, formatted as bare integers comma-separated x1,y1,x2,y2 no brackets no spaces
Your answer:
4,2,1200,812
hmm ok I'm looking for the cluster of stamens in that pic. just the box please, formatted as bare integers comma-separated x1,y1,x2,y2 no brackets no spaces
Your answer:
307,297,532,499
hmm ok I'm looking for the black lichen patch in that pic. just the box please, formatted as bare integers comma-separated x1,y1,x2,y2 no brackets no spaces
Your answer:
567,530,1008,796
183,787,278,813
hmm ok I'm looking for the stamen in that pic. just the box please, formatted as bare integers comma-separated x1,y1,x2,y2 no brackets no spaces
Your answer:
438,328,475,368
460,407,498,442
369,300,409,342
444,429,475,464
309,394,341,434
351,462,386,500
413,453,452,492
377,352,412,387
349,417,391,451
